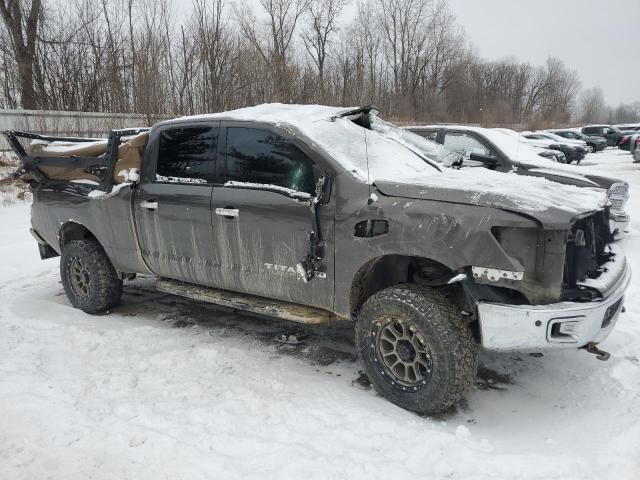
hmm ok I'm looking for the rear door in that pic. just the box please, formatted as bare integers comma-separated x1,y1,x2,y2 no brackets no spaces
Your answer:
134,122,220,285
210,122,335,310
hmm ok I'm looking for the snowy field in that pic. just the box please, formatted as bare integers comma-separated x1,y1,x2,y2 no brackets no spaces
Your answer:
1,150,639,480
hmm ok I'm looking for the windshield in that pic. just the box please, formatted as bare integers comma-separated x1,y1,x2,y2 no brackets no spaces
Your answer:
369,117,461,167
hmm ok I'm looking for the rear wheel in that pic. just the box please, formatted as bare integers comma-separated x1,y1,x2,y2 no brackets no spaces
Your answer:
60,239,123,314
356,286,476,414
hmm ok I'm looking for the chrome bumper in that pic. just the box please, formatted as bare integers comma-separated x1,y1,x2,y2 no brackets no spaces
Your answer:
478,254,631,352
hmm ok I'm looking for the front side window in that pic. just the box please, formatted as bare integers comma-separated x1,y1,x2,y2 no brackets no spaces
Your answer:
156,126,217,184
225,127,316,195
444,132,496,158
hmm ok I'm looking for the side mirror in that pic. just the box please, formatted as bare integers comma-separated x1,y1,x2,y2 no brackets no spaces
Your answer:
469,153,498,167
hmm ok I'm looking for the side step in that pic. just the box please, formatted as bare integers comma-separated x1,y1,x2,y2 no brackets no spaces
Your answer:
156,279,337,325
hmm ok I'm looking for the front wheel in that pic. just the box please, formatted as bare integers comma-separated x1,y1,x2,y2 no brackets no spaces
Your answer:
356,286,477,414
60,239,123,314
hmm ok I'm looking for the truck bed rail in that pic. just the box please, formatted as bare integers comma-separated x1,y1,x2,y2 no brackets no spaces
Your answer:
3,128,149,193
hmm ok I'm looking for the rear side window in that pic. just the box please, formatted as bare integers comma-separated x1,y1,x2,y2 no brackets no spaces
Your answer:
225,127,316,195
155,126,217,184
583,127,599,135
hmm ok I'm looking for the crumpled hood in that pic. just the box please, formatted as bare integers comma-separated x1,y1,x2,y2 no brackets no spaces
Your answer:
375,169,607,229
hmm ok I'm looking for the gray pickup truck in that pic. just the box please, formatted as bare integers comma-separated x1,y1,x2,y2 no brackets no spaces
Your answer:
5,104,631,415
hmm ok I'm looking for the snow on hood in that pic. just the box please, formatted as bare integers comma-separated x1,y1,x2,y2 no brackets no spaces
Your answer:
375,168,607,227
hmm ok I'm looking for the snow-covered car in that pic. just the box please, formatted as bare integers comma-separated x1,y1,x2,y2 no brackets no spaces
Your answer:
406,125,630,237
521,132,587,164
493,128,567,162
5,105,631,416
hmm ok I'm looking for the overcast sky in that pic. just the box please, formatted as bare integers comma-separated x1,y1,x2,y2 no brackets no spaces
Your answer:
447,0,639,106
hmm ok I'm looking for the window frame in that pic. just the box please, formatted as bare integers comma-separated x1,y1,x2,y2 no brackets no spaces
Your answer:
218,121,333,202
150,121,221,186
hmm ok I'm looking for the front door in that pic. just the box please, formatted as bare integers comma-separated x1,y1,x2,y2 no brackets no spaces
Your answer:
210,123,335,311
135,122,220,285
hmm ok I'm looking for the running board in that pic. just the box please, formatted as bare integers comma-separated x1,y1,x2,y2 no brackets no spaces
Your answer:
156,279,336,325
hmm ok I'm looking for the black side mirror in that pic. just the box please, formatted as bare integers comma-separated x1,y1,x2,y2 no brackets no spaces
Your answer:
469,153,498,167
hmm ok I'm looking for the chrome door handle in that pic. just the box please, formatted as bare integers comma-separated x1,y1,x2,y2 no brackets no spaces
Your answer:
140,200,158,210
215,207,239,218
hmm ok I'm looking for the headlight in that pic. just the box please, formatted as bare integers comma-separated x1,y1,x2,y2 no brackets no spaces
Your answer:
607,182,629,212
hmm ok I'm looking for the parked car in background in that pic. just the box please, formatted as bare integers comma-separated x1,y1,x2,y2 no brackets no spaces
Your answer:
406,125,630,236
550,129,607,152
534,131,589,150
493,128,567,162
614,124,640,131
617,133,640,151
521,132,587,164
582,125,636,146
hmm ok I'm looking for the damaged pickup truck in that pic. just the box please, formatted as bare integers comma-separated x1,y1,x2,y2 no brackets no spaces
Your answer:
5,104,631,415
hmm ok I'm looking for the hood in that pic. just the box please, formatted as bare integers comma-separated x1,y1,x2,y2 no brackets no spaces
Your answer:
515,158,623,190
374,169,607,229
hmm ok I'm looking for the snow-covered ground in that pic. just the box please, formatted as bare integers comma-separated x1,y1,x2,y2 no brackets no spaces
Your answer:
1,150,639,480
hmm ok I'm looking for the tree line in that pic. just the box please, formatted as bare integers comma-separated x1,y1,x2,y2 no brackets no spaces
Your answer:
0,0,637,127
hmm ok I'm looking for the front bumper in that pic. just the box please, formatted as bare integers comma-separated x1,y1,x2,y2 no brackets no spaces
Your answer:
477,252,631,351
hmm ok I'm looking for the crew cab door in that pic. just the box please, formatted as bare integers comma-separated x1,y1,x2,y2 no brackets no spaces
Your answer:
210,122,335,311
134,122,220,284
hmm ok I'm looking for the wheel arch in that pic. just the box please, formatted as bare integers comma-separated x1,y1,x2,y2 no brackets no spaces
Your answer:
349,255,457,317
59,221,100,251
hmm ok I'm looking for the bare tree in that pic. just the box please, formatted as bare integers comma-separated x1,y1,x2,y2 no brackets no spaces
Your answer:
578,86,606,123
301,0,345,101
0,0,42,108
236,0,309,102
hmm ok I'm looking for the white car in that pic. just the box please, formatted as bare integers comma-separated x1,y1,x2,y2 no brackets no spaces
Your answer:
493,128,567,163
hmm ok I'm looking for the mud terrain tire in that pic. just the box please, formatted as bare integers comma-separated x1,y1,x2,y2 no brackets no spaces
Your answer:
60,239,123,314
356,286,476,414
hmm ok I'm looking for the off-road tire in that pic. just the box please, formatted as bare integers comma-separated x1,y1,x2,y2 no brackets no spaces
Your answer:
356,286,476,414
60,239,123,314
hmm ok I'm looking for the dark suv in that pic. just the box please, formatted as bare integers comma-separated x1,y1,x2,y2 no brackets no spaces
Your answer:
581,125,634,146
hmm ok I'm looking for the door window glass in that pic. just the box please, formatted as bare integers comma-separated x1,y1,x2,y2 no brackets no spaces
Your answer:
443,132,496,157
583,127,598,134
156,126,217,184
412,130,439,141
226,127,316,195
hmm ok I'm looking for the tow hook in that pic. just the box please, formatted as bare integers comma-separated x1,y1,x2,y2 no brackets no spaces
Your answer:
581,342,611,361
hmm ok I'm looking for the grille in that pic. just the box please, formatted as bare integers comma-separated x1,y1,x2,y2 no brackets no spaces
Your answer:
562,210,614,301
607,182,628,212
